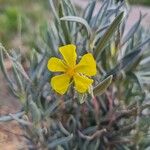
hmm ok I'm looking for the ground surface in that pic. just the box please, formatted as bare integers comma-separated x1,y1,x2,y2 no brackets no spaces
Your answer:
0,72,25,150
0,1,150,149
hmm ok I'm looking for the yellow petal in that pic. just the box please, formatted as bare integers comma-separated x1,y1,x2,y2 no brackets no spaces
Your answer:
75,53,97,76
73,74,93,93
59,44,77,67
51,74,71,95
47,57,67,72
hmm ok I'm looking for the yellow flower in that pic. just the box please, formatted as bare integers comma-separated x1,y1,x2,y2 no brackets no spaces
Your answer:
47,44,96,95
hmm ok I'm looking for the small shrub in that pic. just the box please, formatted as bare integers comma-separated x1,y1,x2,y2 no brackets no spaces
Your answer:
0,0,150,149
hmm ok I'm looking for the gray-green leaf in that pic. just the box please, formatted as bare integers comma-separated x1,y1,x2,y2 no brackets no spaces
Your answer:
93,75,113,96
94,12,124,60
60,16,92,37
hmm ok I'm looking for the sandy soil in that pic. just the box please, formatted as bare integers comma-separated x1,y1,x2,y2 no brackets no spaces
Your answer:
0,72,25,150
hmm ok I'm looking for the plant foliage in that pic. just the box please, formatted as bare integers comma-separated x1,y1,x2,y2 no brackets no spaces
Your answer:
0,0,150,149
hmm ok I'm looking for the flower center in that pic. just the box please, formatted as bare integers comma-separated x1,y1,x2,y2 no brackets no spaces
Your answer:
66,67,75,77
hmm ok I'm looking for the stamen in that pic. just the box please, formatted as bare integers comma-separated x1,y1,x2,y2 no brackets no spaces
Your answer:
66,68,75,77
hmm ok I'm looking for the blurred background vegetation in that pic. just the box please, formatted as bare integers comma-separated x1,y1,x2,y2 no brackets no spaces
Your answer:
0,0,49,50
0,0,150,50
129,0,150,6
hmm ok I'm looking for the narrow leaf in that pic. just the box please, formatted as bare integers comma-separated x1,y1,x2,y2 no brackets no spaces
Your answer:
48,134,73,148
59,2,71,44
63,0,77,16
45,99,60,117
60,16,92,37
49,0,59,22
94,0,109,27
12,64,24,92
28,97,41,125
132,37,150,51
122,12,142,45
57,145,64,150
0,46,12,85
107,38,150,77
107,50,141,77
93,75,113,96
94,12,124,60
84,0,96,23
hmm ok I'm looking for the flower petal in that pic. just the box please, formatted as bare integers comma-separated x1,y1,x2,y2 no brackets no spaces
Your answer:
59,44,77,67
47,57,67,72
75,53,96,76
51,74,71,95
73,74,93,93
